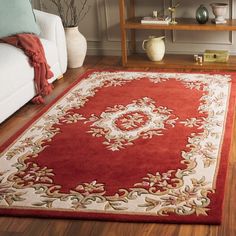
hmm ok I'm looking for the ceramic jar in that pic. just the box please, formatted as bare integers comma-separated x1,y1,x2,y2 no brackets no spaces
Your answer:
210,3,228,23
65,26,87,68
142,36,165,61
196,5,209,24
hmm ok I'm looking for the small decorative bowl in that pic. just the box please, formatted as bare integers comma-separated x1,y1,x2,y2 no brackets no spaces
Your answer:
210,3,228,23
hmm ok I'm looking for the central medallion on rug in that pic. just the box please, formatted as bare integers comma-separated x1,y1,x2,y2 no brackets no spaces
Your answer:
0,70,235,224
87,97,177,151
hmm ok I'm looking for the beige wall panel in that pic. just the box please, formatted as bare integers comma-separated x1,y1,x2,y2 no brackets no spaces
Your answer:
32,0,236,56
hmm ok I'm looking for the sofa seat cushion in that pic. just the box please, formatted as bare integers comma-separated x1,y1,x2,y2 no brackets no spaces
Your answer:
0,38,60,102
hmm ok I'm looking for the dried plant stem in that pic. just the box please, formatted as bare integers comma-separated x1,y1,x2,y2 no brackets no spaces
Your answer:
78,0,90,22
46,0,90,27
50,0,66,26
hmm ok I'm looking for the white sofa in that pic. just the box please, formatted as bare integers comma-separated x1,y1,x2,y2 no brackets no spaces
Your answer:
0,10,67,123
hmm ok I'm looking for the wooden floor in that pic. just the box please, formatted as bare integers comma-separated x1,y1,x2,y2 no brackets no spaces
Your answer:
0,56,235,236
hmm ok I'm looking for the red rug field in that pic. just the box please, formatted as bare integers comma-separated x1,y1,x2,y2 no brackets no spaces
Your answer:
0,70,235,224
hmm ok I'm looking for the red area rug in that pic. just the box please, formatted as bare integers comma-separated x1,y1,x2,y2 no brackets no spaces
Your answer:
0,70,235,224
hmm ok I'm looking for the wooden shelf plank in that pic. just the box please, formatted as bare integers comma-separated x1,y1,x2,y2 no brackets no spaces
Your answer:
125,54,236,71
125,17,236,31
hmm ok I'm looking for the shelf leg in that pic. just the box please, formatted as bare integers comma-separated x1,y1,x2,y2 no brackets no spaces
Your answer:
119,0,128,66
129,0,136,53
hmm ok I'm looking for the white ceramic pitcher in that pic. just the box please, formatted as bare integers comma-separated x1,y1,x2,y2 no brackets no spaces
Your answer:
142,36,165,61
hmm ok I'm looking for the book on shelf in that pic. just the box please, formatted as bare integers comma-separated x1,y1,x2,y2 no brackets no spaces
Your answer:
141,16,171,25
211,19,227,24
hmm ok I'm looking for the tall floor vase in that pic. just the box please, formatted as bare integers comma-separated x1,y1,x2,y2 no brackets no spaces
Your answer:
65,26,87,68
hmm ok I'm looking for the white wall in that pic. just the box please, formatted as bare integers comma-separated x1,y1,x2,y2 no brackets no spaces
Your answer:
32,0,236,56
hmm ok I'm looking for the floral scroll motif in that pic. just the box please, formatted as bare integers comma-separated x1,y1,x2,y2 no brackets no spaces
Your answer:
86,97,178,151
0,71,231,218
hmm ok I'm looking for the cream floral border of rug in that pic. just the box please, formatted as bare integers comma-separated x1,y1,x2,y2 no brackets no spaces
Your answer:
0,71,231,217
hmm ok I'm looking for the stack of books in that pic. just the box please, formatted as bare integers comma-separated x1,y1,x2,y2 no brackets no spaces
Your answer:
203,50,229,63
141,16,171,25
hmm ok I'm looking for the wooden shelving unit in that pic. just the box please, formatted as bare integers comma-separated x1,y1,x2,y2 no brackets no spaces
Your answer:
119,0,236,70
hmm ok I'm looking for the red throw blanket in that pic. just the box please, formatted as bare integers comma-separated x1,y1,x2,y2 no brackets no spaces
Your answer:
0,33,53,104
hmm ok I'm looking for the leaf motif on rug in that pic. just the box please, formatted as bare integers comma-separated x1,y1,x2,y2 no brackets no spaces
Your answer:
0,70,234,223
86,97,178,151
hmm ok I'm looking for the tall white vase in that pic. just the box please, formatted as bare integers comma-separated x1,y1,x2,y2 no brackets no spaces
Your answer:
65,26,87,68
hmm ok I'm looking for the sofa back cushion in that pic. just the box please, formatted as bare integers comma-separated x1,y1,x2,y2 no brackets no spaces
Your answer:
0,0,40,38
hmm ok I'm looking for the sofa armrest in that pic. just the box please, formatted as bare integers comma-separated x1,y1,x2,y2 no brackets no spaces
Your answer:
34,10,67,74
